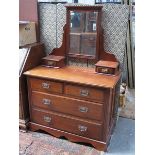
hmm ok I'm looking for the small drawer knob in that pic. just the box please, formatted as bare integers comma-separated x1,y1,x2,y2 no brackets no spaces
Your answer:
42,82,50,89
78,125,87,132
43,116,51,123
79,106,88,113
80,89,89,97
42,98,51,105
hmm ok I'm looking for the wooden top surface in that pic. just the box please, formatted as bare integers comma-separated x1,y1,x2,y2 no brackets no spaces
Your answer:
24,66,121,88
95,60,119,68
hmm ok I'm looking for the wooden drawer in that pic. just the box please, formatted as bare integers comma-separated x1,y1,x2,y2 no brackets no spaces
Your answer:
31,108,102,140
31,91,103,121
29,78,63,94
96,67,115,75
64,84,104,102
42,55,65,68
95,60,119,75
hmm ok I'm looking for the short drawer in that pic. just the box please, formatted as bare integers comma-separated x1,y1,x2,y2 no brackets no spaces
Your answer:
31,91,103,121
29,78,63,94
64,84,104,102
31,109,102,140
96,67,115,75
95,60,119,75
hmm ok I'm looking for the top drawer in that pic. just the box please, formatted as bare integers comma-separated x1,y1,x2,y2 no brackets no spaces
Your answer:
64,84,104,102
29,78,63,94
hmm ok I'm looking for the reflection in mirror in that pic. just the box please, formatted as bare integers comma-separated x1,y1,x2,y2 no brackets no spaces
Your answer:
70,11,97,33
69,11,98,57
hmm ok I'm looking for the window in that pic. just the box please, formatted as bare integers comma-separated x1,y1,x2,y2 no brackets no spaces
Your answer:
95,0,121,4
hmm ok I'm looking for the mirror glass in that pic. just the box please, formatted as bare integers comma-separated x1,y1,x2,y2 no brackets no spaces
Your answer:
69,11,98,57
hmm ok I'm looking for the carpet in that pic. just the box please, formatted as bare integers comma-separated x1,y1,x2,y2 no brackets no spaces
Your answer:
19,130,104,155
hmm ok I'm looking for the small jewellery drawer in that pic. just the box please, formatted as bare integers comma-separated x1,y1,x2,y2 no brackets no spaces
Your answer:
95,60,119,75
96,67,115,75
31,109,102,140
31,91,103,121
64,84,104,102
29,78,63,94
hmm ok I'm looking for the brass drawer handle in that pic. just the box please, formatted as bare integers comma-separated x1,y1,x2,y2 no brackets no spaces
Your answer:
42,82,50,89
80,89,89,97
101,68,108,73
42,98,51,105
79,106,88,113
43,116,51,123
48,61,54,66
78,125,87,132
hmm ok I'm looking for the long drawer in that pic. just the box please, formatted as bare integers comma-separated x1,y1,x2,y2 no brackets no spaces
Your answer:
31,108,102,140
31,91,103,121
29,78,63,94
64,84,104,102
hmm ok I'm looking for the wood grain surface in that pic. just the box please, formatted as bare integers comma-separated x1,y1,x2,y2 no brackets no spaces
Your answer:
24,66,120,88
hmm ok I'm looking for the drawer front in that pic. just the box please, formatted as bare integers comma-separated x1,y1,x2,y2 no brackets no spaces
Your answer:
96,67,115,75
64,84,104,102
44,60,56,67
31,109,102,140
29,78,63,94
31,91,103,121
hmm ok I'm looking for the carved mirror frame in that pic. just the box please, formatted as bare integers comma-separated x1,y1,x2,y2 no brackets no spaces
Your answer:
50,5,118,65
66,6,103,62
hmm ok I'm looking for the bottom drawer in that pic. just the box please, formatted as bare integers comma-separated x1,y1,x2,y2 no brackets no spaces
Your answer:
31,109,102,140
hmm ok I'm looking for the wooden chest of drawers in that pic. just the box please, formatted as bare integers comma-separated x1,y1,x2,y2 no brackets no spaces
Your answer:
24,66,121,151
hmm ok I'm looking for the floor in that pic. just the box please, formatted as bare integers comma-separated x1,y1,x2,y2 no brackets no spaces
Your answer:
105,117,135,155
19,117,135,155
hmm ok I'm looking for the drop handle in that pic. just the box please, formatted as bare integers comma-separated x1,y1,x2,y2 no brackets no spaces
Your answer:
42,98,51,105
79,106,88,113
48,61,54,66
43,116,51,123
101,68,108,73
42,82,50,89
78,125,87,132
80,89,89,97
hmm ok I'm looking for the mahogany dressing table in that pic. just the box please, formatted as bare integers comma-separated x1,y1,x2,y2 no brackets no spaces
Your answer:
24,6,121,151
